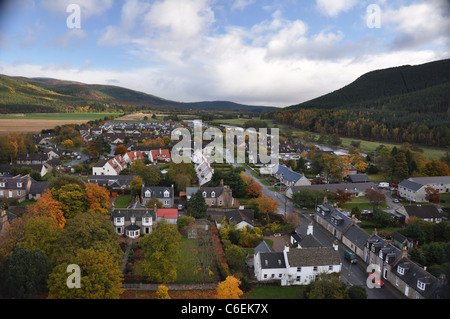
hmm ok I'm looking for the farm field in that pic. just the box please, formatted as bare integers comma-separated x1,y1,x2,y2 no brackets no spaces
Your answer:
0,113,122,134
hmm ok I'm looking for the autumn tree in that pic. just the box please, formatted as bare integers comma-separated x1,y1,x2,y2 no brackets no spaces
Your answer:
114,144,128,156
145,197,163,209
333,189,351,204
366,188,386,211
249,195,280,216
246,179,262,198
131,160,161,186
156,285,171,299
51,183,88,219
47,248,124,299
21,216,62,260
136,222,181,283
130,176,144,198
306,273,349,299
27,190,66,228
85,183,110,214
425,187,440,204
61,139,74,149
52,212,123,265
216,276,243,299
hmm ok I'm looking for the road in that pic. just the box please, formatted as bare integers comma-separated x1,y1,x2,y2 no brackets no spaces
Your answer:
239,164,404,299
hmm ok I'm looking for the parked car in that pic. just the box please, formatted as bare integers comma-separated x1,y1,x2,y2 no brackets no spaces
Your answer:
344,250,358,264
178,204,184,211
393,199,399,203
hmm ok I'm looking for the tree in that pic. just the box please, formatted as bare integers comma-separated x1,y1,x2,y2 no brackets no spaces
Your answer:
192,230,215,283
216,276,243,299
187,190,207,219
27,190,66,228
51,183,88,219
61,139,74,149
306,273,349,299
130,176,144,198
292,189,328,207
366,188,386,211
22,216,62,259
249,195,280,216
246,179,262,198
131,160,161,186
136,222,181,283
333,189,351,204
47,248,124,299
145,197,163,209
348,285,367,299
372,209,394,228
425,186,440,204
1,246,51,299
156,285,171,299
225,245,246,274
52,212,123,265
85,183,110,214
422,159,450,177
114,144,128,156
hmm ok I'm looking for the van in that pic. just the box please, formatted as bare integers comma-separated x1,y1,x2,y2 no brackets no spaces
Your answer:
378,182,389,189
344,250,358,264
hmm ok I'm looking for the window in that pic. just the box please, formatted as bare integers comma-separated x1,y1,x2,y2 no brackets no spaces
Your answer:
164,200,169,205
0,191,3,196
417,281,427,291
297,267,301,272
164,190,170,198
397,266,405,275
211,191,215,198
203,192,207,198
145,190,151,198
0,182,5,187
263,274,267,279
313,266,318,272
296,276,301,282
328,266,333,271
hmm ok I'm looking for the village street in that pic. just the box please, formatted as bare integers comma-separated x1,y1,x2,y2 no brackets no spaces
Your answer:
239,164,404,299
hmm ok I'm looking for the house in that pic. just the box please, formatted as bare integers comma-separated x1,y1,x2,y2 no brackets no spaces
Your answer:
0,163,51,178
341,223,370,260
200,185,237,207
87,175,137,191
314,204,353,240
395,205,443,223
363,232,402,276
32,133,56,145
290,223,323,248
156,208,178,224
110,208,156,238
254,245,341,286
0,210,17,235
391,232,414,251
224,209,254,230
346,174,372,183
398,176,450,203
390,256,442,299
149,148,171,163
92,155,128,176
123,151,145,165
142,185,174,208
16,153,49,165
286,182,376,199
0,175,32,203
28,180,48,200
193,149,214,186
272,164,311,187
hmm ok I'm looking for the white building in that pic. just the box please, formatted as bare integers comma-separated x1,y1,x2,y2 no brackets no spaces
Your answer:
398,176,450,203
254,245,341,286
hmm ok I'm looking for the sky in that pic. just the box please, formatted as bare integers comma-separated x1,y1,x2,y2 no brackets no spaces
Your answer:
0,0,449,107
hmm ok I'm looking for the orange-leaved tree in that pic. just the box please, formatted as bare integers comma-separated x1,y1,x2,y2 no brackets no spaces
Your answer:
216,276,243,299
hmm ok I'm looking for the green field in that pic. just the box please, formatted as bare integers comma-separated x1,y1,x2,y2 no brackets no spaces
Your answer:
0,113,122,120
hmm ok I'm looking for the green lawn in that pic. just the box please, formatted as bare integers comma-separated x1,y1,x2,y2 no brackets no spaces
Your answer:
243,285,306,299
176,237,221,283
114,194,132,208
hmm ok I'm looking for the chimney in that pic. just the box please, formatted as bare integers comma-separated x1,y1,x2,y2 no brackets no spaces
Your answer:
307,222,313,236
333,240,339,251
372,228,378,236
284,244,290,253
401,246,408,259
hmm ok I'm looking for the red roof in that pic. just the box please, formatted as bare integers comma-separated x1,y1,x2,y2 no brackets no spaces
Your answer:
157,208,178,219
151,149,171,159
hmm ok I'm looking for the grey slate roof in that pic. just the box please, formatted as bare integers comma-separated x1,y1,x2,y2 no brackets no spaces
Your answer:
287,247,341,267
110,209,156,222
343,224,369,250
259,252,286,269
254,241,274,255
404,205,442,219
142,186,173,199
398,179,425,192
274,165,305,183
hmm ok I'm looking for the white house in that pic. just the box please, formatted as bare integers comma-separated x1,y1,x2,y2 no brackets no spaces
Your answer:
272,164,311,187
398,176,450,203
254,244,341,286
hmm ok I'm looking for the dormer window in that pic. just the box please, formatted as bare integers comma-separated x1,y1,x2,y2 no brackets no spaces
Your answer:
0,182,5,187
17,183,22,188
203,191,207,198
211,191,216,198
164,190,170,198
379,250,383,259
417,281,426,291
145,190,151,198
398,266,405,275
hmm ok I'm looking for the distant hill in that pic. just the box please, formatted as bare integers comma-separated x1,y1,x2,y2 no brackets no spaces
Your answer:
269,59,450,147
286,59,450,114
0,75,275,114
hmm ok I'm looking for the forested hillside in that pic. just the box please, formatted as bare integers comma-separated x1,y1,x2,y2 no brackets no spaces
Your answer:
0,75,274,113
267,59,450,147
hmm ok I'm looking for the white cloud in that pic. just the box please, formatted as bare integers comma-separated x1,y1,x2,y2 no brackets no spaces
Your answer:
231,0,256,11
316,0,358,17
